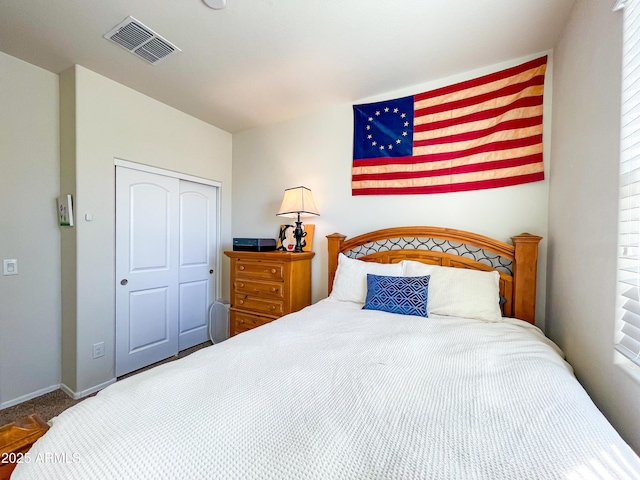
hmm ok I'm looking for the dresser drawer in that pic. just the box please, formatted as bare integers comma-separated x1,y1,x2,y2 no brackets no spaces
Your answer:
230,310,272,335
235,260,284,281
234,294,284,316
234,279,283,299
225,250,314,337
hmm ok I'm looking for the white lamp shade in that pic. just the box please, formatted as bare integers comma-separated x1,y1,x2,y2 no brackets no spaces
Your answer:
276,186,319,218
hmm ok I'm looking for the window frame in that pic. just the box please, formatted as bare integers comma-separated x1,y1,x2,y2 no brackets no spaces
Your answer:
616,0,640,367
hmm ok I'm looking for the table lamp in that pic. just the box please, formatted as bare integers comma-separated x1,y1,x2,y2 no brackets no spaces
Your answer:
276,186,319,253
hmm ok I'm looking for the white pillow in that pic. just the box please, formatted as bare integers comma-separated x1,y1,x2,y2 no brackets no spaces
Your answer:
330,253,403,303
402,260,502,322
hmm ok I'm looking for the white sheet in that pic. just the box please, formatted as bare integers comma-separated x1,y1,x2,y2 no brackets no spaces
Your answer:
13,299,640,479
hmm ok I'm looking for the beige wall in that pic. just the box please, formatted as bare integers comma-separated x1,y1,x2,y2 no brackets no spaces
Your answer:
59,67,78,397
232,53,553,328
547,0,640,451
0,52,61,407
60,65,233,395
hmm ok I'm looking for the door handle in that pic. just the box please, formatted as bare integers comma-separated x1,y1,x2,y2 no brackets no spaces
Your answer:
209,269,214,274
120,279,128,286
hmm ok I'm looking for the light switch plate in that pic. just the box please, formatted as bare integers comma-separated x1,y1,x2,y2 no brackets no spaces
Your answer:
3,259,18,276
93,342,105,359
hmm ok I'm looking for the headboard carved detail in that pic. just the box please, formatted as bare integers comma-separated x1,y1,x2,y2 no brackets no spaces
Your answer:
327,227,541,324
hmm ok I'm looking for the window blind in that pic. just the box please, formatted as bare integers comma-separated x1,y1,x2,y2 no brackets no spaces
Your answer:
617,0,640,365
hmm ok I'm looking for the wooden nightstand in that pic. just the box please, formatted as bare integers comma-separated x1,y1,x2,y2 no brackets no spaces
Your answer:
224,251,314,336
0,414,49,480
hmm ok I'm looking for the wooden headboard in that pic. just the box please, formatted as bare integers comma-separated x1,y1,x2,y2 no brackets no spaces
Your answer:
327,226,542,324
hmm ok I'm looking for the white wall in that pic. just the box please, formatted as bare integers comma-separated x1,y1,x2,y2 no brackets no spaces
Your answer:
60,65,233,396
232,53,553,328
0,52,61,407
547,0,640,451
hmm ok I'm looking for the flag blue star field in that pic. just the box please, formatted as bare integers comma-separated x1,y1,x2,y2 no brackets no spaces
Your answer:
352,56,547,195
353,96,415,160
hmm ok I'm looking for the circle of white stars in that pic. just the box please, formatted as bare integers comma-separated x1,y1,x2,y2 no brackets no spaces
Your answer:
365,107,410,151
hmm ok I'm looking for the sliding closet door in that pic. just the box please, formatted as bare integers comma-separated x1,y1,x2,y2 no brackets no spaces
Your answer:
115,168,180,377
178,180,217,350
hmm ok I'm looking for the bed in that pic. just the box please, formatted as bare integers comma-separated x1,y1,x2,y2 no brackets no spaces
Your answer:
11,226,640,479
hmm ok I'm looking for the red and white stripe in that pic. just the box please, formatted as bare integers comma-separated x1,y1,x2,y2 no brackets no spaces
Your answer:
352,56,547,195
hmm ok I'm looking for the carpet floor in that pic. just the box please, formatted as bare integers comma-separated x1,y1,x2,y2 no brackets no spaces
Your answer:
0,341,212,426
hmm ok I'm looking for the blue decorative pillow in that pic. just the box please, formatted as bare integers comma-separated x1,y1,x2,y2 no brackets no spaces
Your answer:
363,274,430,317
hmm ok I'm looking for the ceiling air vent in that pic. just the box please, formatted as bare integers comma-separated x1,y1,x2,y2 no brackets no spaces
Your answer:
104,16,181,65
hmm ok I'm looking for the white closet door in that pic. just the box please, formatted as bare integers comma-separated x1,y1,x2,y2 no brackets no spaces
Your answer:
178,180,218,350
115,167,179,377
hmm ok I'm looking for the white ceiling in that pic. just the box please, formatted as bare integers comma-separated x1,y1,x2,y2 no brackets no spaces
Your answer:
0,0,575,133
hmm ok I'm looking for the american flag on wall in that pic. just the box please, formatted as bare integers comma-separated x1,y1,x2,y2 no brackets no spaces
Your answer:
352,56,547,195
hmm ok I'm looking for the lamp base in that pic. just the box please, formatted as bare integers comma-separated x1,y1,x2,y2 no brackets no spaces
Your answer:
293,219,304,253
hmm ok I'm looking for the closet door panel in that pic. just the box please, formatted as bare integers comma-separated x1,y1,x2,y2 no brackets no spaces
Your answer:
178,181,218,350
115,167,179,377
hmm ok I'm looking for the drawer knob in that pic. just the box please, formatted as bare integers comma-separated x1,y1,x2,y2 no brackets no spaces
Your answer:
239,299,244,305
239,282,244,288
239,265,245,271
270,287,277,293
271,268,276,274
270,305,276,310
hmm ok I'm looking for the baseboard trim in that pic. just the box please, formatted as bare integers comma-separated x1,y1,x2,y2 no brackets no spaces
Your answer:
59,383,75,399
0,384,61,410
60,378,116,400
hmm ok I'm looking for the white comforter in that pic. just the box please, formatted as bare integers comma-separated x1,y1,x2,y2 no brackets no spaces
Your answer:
13,299,640,479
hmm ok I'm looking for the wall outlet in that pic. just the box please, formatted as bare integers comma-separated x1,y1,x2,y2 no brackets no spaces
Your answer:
3,259,18,276
93,342,105,359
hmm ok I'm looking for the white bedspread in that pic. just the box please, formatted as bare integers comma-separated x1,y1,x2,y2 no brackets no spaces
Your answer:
13,299,640,479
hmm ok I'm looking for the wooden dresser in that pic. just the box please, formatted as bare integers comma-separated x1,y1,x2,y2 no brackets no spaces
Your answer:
224,251,314,336
0,414,49,480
